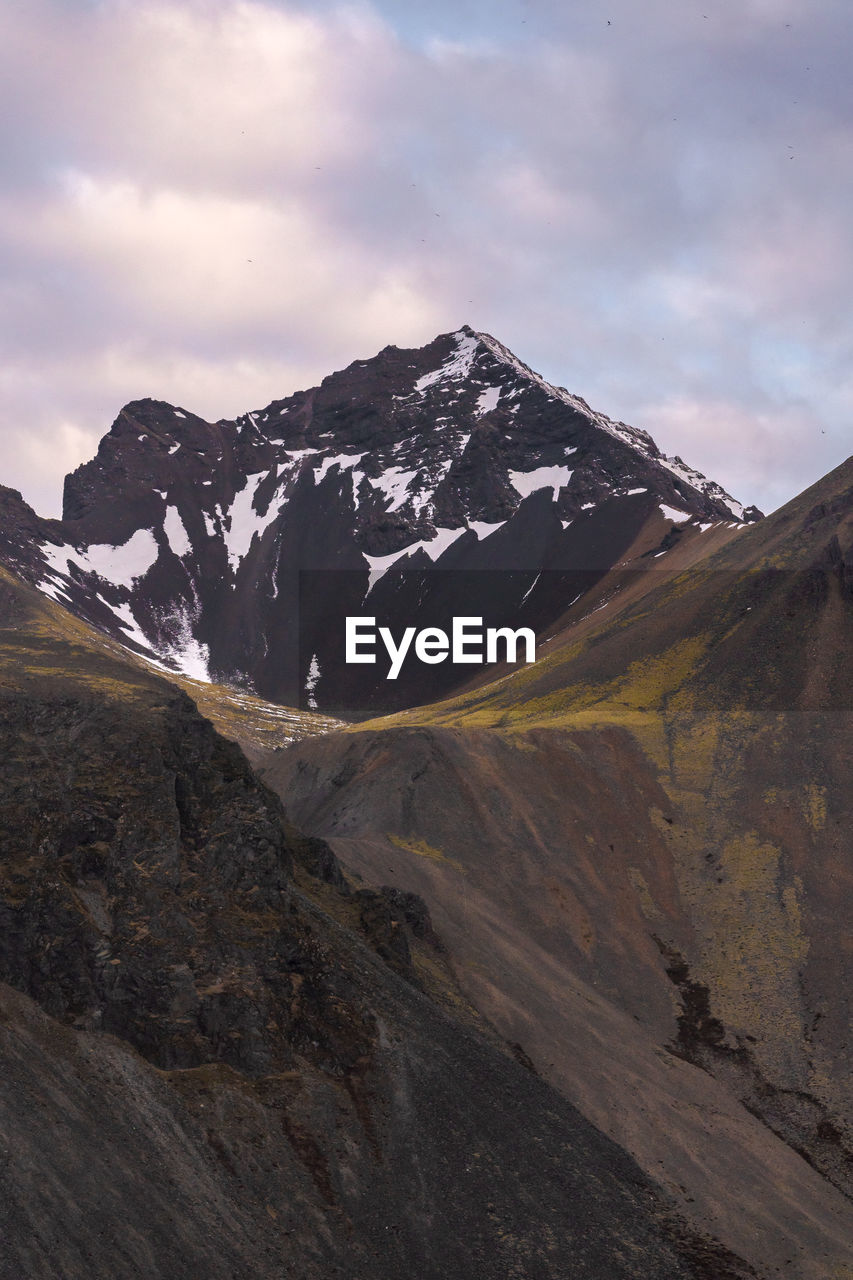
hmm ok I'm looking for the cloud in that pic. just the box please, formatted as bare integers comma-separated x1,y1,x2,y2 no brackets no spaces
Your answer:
0,0,851,517
632,394,829,516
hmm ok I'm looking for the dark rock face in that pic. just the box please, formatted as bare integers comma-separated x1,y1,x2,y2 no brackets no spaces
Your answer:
0,687,372,1077
0,582,752,1280
2,327,759,715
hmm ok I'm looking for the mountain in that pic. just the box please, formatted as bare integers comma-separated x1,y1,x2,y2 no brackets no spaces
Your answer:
2,327,759,716
0,562,755,1280
1,326,850,1277
260,456,853,1278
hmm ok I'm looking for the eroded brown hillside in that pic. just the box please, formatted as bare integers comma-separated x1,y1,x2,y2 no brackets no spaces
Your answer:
264,458,853,1279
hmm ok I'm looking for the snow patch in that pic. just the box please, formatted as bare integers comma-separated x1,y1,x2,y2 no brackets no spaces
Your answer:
363,545,412,590
283,448,320,463
223,474,266,570
468,520,505,540
305,654,321,710
314,453,365,484
168,443,180,455
508,465,572,501
163,505,192,558
39,580,72,604
369,467,420,513
112,601,154,652
351,470,366,505
363,526,466,593
156,603,211,681
223,473,286,571
174,409,186,419
659,504,691,523
656,456,744,519
476,386,501,415
414,329,479,393
41,527,159,590
520,573,540,605
421,526,466,561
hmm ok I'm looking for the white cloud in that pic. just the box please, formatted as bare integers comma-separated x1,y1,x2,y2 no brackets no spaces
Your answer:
16,168,433,344
634,394,835,516
0,0,852,517
1,419,99,519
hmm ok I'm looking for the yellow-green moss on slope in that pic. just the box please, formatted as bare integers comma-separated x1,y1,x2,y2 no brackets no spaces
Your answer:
698,832,808,1074
388,833,463,871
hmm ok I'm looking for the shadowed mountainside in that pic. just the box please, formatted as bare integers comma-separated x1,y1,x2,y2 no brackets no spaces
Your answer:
0,565,755,1280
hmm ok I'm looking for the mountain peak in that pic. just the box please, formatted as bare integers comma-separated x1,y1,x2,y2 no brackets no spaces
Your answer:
5,323,764,711
407,326,755,523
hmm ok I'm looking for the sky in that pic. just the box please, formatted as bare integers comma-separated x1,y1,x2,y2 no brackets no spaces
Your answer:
1,0,851,517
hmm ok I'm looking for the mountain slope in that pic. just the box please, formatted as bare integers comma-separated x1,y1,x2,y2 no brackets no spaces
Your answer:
261,457,853,1278
1,327,758,715
0,563,756,1280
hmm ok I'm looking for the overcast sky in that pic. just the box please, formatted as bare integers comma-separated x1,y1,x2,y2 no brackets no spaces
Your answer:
1,0,850,516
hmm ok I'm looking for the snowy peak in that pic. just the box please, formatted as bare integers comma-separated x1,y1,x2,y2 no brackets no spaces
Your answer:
240,325,755,539
403,327,755,523
5,324,763,712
